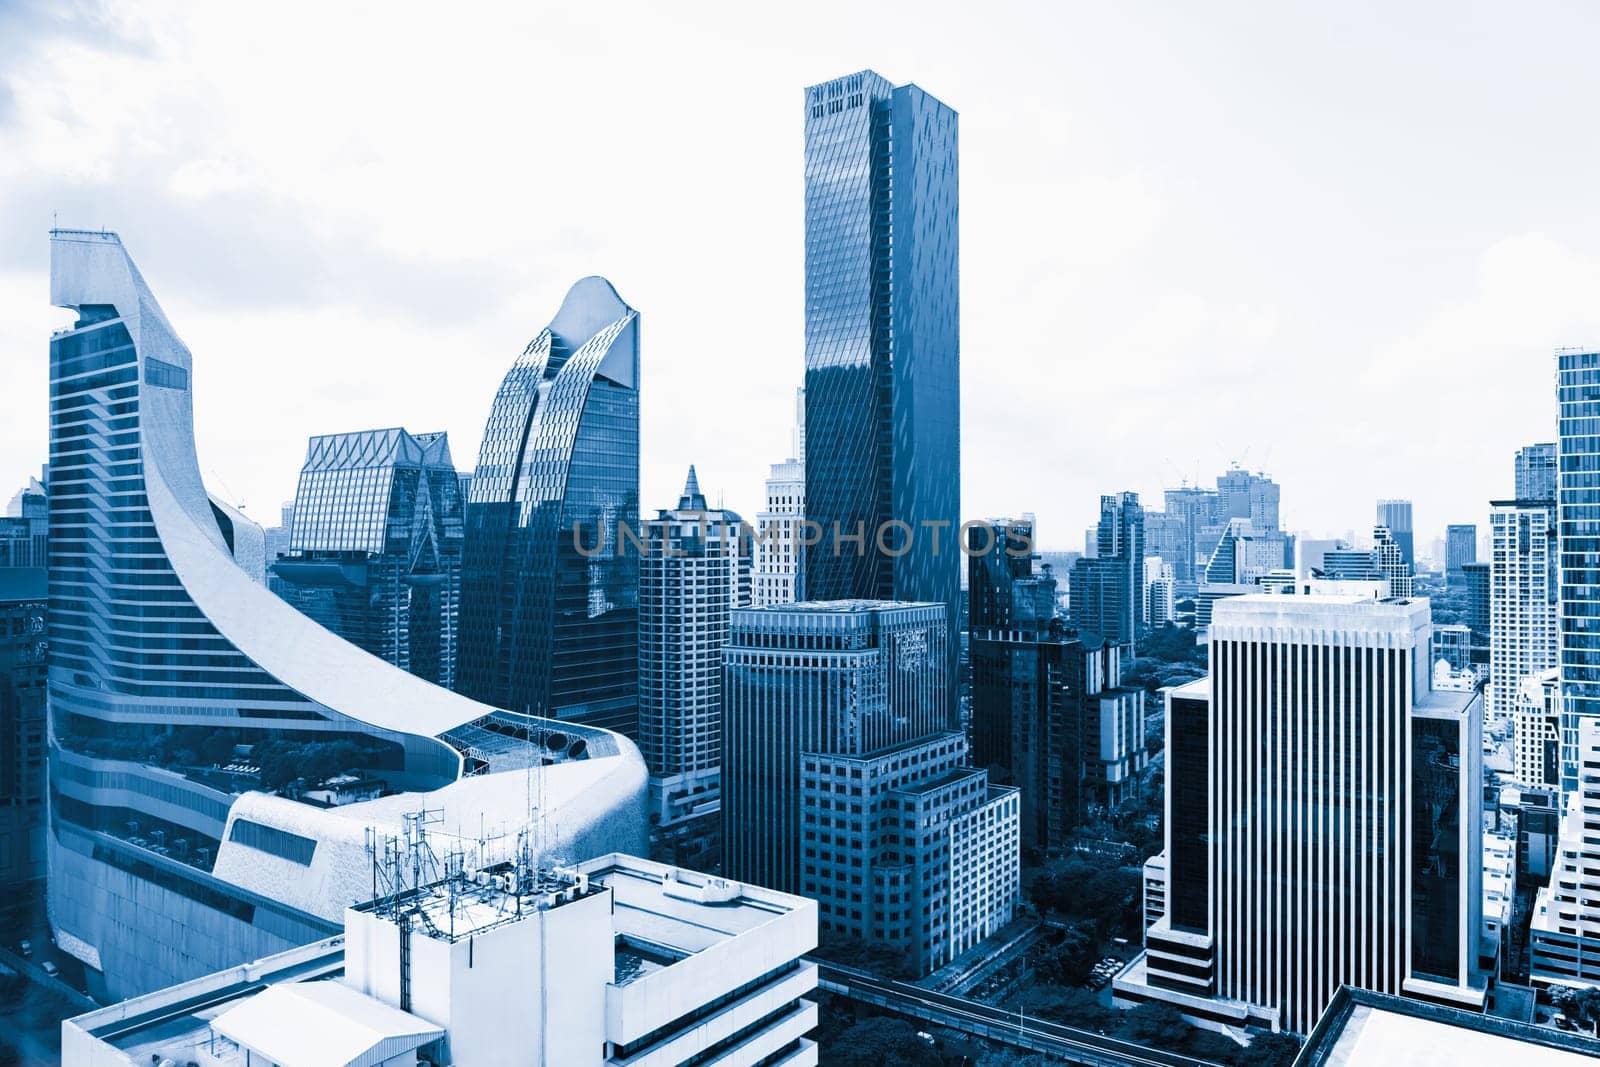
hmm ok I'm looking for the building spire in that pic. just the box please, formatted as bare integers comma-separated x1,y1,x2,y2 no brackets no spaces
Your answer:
679,465,706,510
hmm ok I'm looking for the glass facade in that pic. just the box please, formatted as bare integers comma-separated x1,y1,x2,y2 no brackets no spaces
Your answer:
1558,350,1600,793
1411,715,1464,982
802,71,960,707
457,277,640,735
272,429,464,685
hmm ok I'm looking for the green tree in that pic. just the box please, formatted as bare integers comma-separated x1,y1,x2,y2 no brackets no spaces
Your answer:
1032,921,1097,986
826,1017,940,1067
1235,1031,1304,1067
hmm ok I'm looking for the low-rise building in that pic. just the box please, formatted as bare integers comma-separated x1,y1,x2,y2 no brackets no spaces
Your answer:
62,853,819,1067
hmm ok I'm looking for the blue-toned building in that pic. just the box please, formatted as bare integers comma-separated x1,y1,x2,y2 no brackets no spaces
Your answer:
1558,350,1600,794
0,567,46,890
44,230,646,1002
272,428,464,687
801,70,960,709
457,278,640,736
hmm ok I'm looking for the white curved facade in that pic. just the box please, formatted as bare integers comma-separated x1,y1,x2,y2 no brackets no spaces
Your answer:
46,230,646,1000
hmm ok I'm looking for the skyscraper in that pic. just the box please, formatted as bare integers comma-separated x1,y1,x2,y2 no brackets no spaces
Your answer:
966,517,1045,633
1558,351,1600,793
801,70,960,698
637,467,749,869
1487,500,1558,726
271,428,464,686
1116,595,1485,1032
0,567,45,890
45,230,646,1000
1161,486,1220,588
1376,499,1415,569
458,277,640,734
0,474,47,569
1516,442,1558,502
755,389,806,608
1529,715,1600,986
1446,523,1477,588
1070,492,1145,649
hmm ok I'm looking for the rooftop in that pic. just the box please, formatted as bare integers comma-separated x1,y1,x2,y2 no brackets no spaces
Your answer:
210,978,442,1067
1296,986,1600,1066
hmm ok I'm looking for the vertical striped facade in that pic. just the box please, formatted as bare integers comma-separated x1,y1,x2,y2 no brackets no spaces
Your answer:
1123,595,1483,1034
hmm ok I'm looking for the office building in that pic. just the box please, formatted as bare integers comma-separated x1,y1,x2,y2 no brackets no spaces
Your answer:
1377,498,1416,569
970,547,1146,848
1446,524,1477,588
801,71,960,698
1070,492,1145,648
271,428,465,686
63,853,819,1067
44,229,647,1001
638,467,750,869
755,457,805,607
0,474,47,569
1216,466,1280,532
967,516,1048,632
1559,351,1600,795
1462,561,1491,645
1115,595,1485,1033
1296,987,1600,1067
458,276,640,734
801,732,1019,975
1432,624,1472,672
722,601,949,893
1487,500,1558,726
0,568,46,889
1159,486,1220,589
1529,714,1600,987
1514,669,1561,790
1517,442,1558,502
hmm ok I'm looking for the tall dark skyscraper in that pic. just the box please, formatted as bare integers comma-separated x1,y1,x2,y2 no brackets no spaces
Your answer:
458,277,641,735
1376,498,1415,569
271,428,464,686
801,70,960,698
1070,492,1145,650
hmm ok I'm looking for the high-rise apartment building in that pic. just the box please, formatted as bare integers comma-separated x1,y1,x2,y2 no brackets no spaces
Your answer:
1446,523,1477,587
1145,557,1176,629
271,428,464,686
1529,715,1600,986
44,230,646,1001
1070,492,1145,649
1514,669,1561,789
966,517,1046,632
1516,442,1558,502
638,467,750,869
64,853,820,1067
1116,595,1485,1033
1376,499,1416,569
1487,500,1558,726
1558,352,1600,795
458,276,640,734
801,70,960,697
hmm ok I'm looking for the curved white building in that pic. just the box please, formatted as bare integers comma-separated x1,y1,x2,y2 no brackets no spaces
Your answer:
46,230,646,1000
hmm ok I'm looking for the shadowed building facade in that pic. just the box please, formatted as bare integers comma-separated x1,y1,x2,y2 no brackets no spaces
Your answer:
457,278,640,735
801,70,960,711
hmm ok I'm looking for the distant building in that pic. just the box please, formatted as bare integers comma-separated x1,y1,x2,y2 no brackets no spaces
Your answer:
1145,557,1176,629
638,467,750,870
1071,492,1144,649
754,389,806,608
1432,624,1472,671
0,474,47,569
1446,523,1477,588
0,568,45,889
1515,442,1558,503
1487,501,1557,727
1462,561,1491,644
61,853,820,1067
1514,670,1561,791
271,428,465,686
1295,986,1600,1067
967,517,1047,632
1376,498,1415,569
1160,486,1221,588
1116,596,1485,1033
1529,715,1600,987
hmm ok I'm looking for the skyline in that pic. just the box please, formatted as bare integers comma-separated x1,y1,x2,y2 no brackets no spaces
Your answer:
1,1,1592,549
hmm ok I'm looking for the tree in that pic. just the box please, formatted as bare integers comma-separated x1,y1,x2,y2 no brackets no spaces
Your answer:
1234,1031,1304,1067
1121,1002,1191,1047
1555,985,1600,1034
1032,921,1097,986
826,1017,941,1067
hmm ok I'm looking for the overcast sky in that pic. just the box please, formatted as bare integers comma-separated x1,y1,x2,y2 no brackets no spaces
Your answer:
2,0,1596,555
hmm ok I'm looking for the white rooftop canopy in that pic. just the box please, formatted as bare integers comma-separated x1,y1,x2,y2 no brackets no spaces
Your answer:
211,980,442,1067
